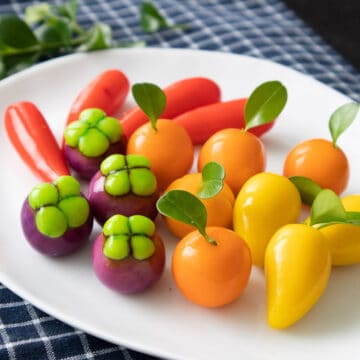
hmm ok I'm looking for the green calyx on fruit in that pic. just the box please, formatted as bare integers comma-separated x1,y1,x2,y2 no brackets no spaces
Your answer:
102,214,156,260
100,154,157,197
28,176,90,238
64,108,123,157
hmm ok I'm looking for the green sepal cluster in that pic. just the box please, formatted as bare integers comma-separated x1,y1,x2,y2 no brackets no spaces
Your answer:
28,175,90,238
102,214,156,260
100,154,157,197
64,108,123,157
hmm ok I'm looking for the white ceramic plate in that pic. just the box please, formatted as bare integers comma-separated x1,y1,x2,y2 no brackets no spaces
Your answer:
1,48,360,360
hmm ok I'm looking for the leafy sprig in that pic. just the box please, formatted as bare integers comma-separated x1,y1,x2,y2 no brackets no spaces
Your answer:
0,1,114,78
0,0,188,79
140,1,189,33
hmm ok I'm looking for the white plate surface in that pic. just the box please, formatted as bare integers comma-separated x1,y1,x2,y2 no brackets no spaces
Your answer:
1,48,360,360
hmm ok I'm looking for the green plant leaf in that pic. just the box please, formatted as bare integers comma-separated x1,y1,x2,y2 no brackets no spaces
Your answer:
197,162,225,199
244,80,287,130
132,82,166,131
78,23,112,51
54,0,78,22
156,190,216,244
0,39,13,51
35,23,62,46
140,1,189,33
140,1,168,33
0,15,39,49
25,3,51,25
345,212,360,226
289,176,322,206
329,102,360,147
36,17,72,48
310,189,347,226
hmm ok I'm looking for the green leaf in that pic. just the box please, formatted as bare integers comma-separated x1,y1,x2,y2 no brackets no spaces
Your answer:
140,1,168,33
36,17,72,50
54,0,78,22
35,24,61,46
329,102,360,147
345,212,360,226
47,17,72,45
289,176,322,206
156,190,216,244
309,191,360,229
0,15,39,48
140,1,189,33
25,3,51,25
310,189,347,226
132,83,166,131
244,80,287,130
0,39,12,52
78,23,112,51
197,162,225,199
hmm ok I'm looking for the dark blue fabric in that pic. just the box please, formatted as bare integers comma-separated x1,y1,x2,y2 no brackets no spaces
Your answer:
1,1,359,359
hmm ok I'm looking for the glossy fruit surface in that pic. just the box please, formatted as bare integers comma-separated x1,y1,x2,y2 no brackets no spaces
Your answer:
233,172,301,267
5,101,70,182
172,227,252,308
127,119,194,191
265,224,331,329
283,138,349,195
174,98,275,145
198,128,266,196
65,69,130,127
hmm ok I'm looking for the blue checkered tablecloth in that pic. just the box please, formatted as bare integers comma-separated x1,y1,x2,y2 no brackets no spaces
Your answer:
0,1,359,360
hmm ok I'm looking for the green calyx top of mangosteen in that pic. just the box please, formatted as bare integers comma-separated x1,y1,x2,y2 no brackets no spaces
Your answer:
100,154,157,197
64,108,123,157
28,176,90,238
102,214,156,260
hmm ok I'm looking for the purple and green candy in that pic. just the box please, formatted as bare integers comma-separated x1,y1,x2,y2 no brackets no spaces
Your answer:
63,108,126,180
21,176,93,256
92,214,165,293
88,154,160,225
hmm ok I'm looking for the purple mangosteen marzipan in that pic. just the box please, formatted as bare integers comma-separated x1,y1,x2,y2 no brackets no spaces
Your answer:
88,153,160,225
63,108,126,180
21,176,93,256
92,214,165,293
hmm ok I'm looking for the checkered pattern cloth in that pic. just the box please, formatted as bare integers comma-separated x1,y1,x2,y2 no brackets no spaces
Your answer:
0,1,359,359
